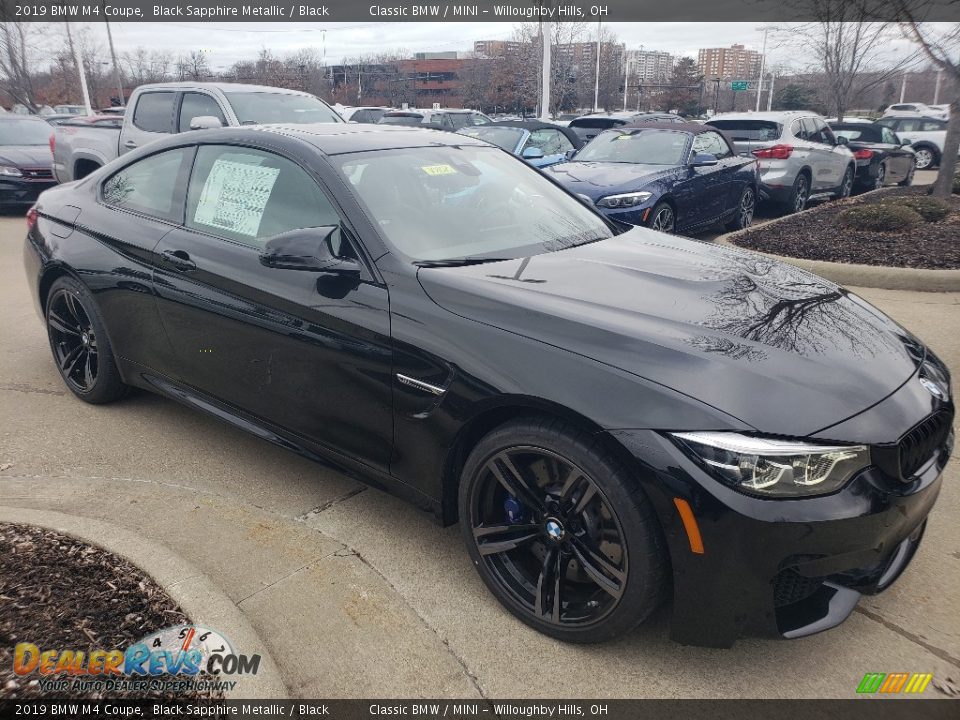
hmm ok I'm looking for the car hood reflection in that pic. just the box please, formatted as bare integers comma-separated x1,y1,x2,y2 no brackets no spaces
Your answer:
418,229,922,436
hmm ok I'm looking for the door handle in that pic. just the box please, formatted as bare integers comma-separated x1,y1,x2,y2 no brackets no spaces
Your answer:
123,139,138,149
161,249,196,271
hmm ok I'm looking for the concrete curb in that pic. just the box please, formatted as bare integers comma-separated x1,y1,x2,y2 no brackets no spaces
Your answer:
0,506,289,699
716,194,960,293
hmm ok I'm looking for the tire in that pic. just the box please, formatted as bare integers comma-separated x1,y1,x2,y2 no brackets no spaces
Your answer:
45,276,127,404
913,145,938,170
458,417,668,643
648,202,675,233
899,164,916,187
836,166,854,199
870,163,886,191
780,172,809,215
725,185,756,231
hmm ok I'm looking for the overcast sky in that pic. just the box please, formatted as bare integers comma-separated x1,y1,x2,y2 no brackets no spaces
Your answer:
73,21,927,74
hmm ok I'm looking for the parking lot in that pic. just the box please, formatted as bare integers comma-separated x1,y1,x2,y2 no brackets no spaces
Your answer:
1,211,958,698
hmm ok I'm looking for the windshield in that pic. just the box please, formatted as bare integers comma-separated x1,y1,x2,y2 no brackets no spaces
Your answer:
708,120,780,141
576,129,690,165
832,126,881,142
225,92,342,125
0,119,52,145
570,118,624,130
379,114,425,126
456,126,524,151
337,145,613,262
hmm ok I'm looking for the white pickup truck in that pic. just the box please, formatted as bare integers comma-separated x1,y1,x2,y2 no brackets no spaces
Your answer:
52,82,343,183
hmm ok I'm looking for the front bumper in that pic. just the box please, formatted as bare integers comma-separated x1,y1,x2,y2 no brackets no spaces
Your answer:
610,407,951,648
0,177,55,207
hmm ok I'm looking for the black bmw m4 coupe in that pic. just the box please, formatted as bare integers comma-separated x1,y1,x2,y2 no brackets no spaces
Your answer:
24,123,953,648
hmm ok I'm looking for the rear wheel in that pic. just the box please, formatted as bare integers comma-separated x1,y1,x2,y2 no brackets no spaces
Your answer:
837,166,854,199
459,418,668,643
648,202,675,233
46,276,127,404
913,146,938,170
725,185,756,231
780,173,809,215
870,163,886,191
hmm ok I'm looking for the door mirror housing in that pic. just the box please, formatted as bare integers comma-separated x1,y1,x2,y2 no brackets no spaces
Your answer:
259,226,361,277
521,146,545,160
189,115,224,130
835,135,849,146
564,148,578,160
900,138,913,146
691,153,719,167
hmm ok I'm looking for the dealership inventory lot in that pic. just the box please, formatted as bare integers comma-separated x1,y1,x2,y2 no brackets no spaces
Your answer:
1,214,958,697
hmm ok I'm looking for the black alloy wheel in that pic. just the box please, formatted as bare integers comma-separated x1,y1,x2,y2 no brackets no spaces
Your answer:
726,186,756,231
873,163,886,190
650,202,675,233
46,277,127,403
460,419,667,642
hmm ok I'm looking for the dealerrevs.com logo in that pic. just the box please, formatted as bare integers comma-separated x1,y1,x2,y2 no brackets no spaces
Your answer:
13,625,260,694
856,672,933,694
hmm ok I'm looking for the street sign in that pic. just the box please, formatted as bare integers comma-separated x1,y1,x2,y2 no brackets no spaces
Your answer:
731,81,749,91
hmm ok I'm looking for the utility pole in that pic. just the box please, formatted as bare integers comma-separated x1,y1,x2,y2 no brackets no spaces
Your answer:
593,19,601,112
622,44,628,111
933,68,942,104
65,23,93,114
755,28,767,112
540,20,552,120
101,1,124,106
899,72,907,103
767,73,775,111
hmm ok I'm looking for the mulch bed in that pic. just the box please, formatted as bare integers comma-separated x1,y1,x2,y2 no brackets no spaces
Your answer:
0,523,220,700
732,186,960,269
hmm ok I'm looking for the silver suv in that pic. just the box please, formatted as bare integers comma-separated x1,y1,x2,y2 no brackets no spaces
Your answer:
707,111,855,214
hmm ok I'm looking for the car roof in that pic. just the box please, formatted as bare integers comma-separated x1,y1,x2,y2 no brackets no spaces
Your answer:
488,120,584,148
615,120,737,149
137,81,313,96
576,111,665,120
162,123,491,156
710,111,812,122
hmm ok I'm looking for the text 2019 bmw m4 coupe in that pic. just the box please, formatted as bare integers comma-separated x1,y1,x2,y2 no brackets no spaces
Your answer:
24,123,953,648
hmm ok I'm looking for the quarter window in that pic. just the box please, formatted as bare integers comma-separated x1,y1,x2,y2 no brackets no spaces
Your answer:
179,93,226,132
691,131,732,159
102,147,191,221
185,145,343,249
132,92,176,134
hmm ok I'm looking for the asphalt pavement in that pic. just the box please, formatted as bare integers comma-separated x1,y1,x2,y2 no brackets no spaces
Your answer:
1,211,958,698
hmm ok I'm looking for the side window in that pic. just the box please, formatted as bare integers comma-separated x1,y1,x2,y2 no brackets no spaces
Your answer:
790,119,807,140
179,93,226,132
921,119,945,131
448,114,470,130
805,118,831,144
470,113,490,126
880,127,899,145
526,129,562,155
102,147,190,221
897,119,920,133
691,131,732,159
132,92,176,134
185,145,343,250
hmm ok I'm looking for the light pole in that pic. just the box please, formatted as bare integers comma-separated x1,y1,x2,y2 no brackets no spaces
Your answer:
755,28,768,112
622,44,628,111
593,19,601,112
65,23,93,114
899,72,907,103
540,20,552,120
933,68,942,104
101,1,124,107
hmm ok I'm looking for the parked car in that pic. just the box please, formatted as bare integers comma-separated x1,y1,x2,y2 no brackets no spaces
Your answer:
0,115,56,209
342,106,391,123
883,103,948,120
828,122,916,190
546,122,759,235
25,123,953,648
550,113,581,127
52,82,343,183
455,120,582,168
378,108,491,131
873,116,946,170
53,104,88,117
707,111,855,214
568,111,684,143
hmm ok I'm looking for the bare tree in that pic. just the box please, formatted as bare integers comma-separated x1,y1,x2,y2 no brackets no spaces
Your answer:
0,19,43,110
122,48,172,85
176,50,211,81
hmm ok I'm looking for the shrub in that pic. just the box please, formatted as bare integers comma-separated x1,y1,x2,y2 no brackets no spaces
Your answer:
838,204,922,232
885,195,952,222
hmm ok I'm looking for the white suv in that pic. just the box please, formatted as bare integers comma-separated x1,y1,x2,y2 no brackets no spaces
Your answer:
708,111,855,214
874,116,947,169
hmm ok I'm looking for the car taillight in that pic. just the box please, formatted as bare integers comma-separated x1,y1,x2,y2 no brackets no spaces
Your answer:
752,144,793,160
26,205,38,231
853,148,873,160
49,132,55,156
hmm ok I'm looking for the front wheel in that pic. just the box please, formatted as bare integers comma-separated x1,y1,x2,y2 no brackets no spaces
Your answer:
46,276,127,404
870,163,886,191
913,146,937,170
648,202,675,233
725,185,756,231
459,418,668,643
837,167,854,199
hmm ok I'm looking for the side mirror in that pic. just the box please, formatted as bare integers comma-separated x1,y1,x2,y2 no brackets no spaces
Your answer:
901,138,913,146
835,135,849,146
565,148,578,160
521,146,545,160
259,226,361,277
691,153,719,167
189,115,223,130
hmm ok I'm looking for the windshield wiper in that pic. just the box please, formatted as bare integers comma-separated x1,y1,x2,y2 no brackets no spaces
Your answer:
414,257,513,268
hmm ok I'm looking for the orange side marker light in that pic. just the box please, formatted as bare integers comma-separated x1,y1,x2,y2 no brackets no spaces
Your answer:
673,498,704,554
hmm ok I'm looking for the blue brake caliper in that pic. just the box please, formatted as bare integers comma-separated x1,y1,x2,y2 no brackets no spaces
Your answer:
504,496,525,524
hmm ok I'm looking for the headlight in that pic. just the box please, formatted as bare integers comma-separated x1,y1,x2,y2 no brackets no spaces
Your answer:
596,191,651,209
0,165,23,177
671,432,871,497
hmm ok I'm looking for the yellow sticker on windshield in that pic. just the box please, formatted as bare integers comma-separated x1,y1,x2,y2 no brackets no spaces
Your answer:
421,164,457,176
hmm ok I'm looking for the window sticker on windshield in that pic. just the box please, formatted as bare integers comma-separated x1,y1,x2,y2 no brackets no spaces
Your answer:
193,159,280,237
420,164,457,176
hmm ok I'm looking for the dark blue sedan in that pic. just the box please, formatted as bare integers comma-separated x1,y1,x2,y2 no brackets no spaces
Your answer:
546,122,759,235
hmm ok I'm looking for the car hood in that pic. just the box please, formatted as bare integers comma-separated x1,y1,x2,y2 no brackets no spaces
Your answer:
0,145,52,167
546,161,680,198
418,230,922,437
